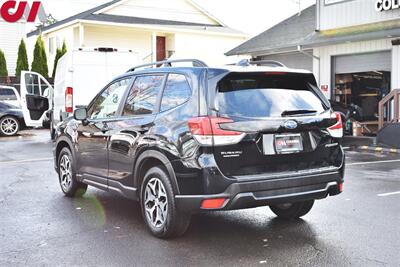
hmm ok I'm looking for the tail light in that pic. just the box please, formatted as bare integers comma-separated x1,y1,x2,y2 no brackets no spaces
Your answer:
338,182,344,192
327,112,343,138
65,87,73,113
188,116,245,146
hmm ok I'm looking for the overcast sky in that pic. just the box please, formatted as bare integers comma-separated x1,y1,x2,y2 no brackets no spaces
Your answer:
38,0,315,36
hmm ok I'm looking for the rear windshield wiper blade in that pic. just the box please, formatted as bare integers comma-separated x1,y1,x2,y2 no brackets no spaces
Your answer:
281,109,317,117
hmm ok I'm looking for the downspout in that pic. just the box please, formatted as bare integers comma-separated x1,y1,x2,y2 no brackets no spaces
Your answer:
297,45,321,87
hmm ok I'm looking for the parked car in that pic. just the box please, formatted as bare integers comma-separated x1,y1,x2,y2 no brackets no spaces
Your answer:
19,48,139,139
0,102,25,136
53,59,345,238
0,86,21,107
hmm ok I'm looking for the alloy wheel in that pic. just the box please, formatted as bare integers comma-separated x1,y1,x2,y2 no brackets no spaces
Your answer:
59,154,73,192
144,178,168,228
0,117,18,136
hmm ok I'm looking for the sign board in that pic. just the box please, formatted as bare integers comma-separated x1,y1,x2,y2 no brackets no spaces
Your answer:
375,0,400,12
0,1,44,23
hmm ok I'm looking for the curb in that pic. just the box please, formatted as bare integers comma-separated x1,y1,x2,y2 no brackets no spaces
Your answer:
359,146,399,154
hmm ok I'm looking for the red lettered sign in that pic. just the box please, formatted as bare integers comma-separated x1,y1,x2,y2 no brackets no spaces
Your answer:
1,1,41,23
321,85,329,92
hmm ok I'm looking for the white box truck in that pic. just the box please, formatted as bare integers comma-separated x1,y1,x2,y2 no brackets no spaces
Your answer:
19,48,140,137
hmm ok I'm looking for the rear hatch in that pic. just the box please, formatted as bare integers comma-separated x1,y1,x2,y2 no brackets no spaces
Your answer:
208,71,343,178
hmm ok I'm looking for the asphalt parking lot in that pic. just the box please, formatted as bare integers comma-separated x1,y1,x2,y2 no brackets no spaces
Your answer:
0,129,399,266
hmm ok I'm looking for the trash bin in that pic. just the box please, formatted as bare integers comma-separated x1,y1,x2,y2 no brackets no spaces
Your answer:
353,121,362,136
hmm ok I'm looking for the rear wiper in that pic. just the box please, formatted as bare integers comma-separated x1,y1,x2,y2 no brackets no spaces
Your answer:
281,109,317,117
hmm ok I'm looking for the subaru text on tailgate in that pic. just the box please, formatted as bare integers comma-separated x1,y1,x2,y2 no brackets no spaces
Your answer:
53,59,345,238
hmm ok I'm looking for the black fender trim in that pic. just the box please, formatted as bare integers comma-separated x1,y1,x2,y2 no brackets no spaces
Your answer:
134,149,180,196
54,135,75,172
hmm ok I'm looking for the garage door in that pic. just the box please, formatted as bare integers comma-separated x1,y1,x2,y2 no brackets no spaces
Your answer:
259,51,313,71
334,51,391,74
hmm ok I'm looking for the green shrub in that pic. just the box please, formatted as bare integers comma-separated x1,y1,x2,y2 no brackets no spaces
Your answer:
52,41,67,78
31,36,49,77
15,39,29,76
0,49,8,77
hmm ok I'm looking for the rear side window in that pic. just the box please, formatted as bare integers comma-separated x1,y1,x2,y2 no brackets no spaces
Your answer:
216,73,327,118
0,88,17,100
160,74,191,112
123,75,164,116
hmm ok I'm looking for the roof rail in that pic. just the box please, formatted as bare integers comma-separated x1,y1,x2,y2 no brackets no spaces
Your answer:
236,59,286,68
250,60,286,67
127,59,208,72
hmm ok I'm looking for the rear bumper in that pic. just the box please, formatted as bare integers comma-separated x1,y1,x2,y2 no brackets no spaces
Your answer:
175,170,343,212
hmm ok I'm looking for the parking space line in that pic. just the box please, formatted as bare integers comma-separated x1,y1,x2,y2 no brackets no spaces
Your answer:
377,191,400,197
347,159,400,166
0,158,53,165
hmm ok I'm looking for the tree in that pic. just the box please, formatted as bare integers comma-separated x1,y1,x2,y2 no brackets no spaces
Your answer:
15,39,29,76
31,36,49,77
52,41,67,78
61,41,67,54
0,49,8,77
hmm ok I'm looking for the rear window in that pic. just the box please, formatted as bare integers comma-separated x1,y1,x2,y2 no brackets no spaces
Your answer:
216,73,327,118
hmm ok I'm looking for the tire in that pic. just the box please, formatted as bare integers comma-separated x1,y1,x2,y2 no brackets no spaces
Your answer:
269,200,315,220
57,147,87,197
0,116,20,136
140,166,191,238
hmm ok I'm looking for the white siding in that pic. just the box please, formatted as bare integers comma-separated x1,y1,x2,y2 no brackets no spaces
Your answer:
313,38,393,98
103,0,219,25
392,44,400,89
0,20,26,76
83,25,153,61
32,22,246,75
319,0,400,30
259,51,313,71
173,32,246,65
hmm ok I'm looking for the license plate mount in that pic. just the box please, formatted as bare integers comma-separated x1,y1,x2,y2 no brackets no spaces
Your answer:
273,134,303,154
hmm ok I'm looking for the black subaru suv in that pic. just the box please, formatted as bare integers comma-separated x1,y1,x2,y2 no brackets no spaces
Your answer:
53,59,345,238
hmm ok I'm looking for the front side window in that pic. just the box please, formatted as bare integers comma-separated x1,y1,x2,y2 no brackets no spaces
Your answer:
24,73,40,95
160,74,191,112
88,78,131,120
123,75,164,116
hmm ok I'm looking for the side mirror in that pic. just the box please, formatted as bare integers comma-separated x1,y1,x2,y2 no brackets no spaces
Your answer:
74,108,88,121
43,88,50,98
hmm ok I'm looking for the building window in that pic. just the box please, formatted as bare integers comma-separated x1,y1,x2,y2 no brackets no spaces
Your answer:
49,37,55,54
56,37,61,49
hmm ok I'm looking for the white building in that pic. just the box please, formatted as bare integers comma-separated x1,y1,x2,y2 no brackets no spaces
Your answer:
0,19,26,76
227,0,400,132
26,0,248,74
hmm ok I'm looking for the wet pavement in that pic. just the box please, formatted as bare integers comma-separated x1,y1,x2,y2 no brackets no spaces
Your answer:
0,130,399,266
